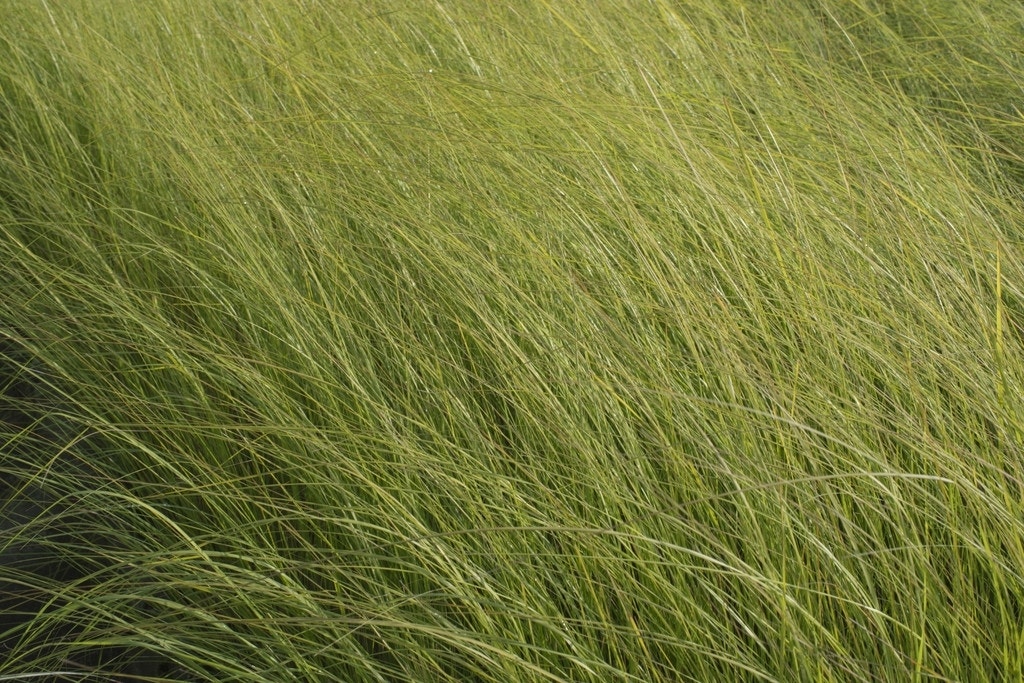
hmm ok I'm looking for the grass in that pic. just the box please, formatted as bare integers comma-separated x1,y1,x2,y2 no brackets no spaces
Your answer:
1,0,1023,680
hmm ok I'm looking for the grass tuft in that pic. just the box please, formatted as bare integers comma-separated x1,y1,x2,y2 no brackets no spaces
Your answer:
3,1,1024,680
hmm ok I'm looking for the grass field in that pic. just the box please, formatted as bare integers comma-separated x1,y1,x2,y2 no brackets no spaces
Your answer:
2,1,1024,680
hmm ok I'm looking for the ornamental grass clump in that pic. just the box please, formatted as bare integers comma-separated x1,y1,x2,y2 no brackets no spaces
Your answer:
2,1,1024,680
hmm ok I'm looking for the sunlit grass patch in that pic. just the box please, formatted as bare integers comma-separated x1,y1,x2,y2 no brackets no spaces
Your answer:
2,1,1024,680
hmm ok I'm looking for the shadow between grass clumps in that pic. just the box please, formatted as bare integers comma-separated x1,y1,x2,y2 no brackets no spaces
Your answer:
0,336,195,680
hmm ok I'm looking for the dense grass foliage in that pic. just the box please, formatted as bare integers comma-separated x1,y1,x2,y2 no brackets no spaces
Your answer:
2,1,1024,680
